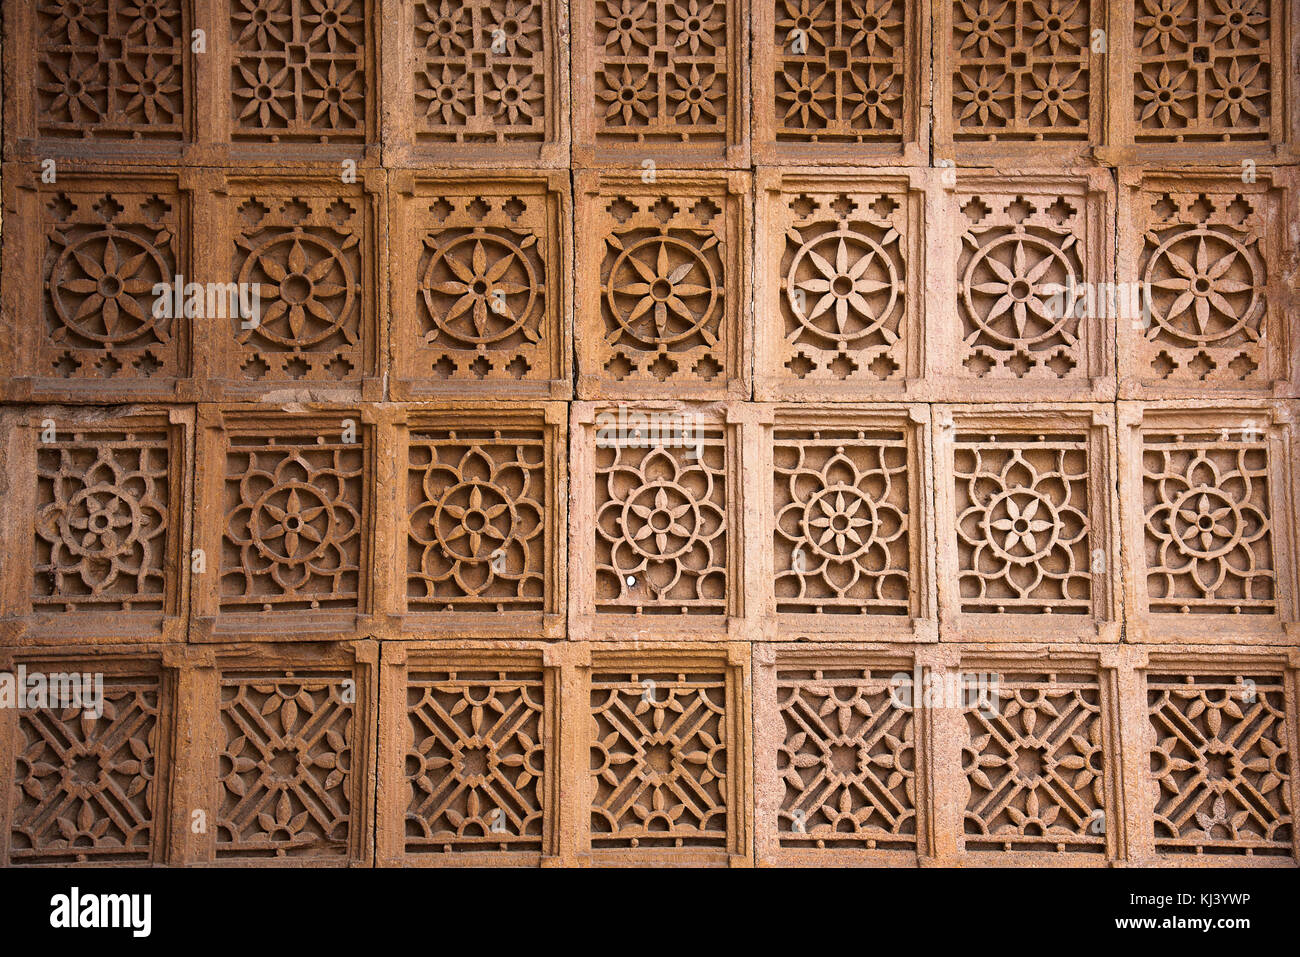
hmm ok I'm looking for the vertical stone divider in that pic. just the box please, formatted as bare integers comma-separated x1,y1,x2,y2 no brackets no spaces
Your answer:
0,409,39,641
371,403,400,640
374,639,407,867
168,643,218,864
1290,650,1300,862
190,168,227,400
1096,645,1129,862
189,0,222,165
1112,642,1154,864
555,639,590,866
745,404,776,642
1097,0,1135,167
917,643,962,864
0,647,20,864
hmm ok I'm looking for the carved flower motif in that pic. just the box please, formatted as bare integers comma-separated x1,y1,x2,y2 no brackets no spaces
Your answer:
40,0,105,44
777,0,831,51
955,0,1011,56
598,64,654,125
39,55,106,123
417,0,470,55
486,66,543,124
1023,63,1087,126
1208,0,1266,47
845,64,899,128
667,0,719,54
418,65,472,123
1136,64,1194,126
844,0,902,55
421,233,537,344
232,0,293,48
669,63,723,123
598,0,653,54
1144,229,1258,342
304,60,363,128
303,0,361,52
122,0,179,45
241,232,356,346
120,56,181,124
607,235,716,344
233,59,295,127
955,66,1012,126
1025,0,1084,53
1207,59,1266,127
778,63,833,128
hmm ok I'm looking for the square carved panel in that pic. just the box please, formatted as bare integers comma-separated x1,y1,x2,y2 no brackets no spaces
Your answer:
572,0,749,167
1144,660,1295,861
389,171,571,399
752,0,928,165
171,641,377,865
579,644,750,865
953,657,1116,861
569,402,747,641
384,0,569,166
2,168,194,401
934,405,1122,642
192,407,377,641
383,403,567,639
1119,402,1299,644
754,645,927,865
754,169,927,400
2,0,193,162
1120,0,1296,162
376,642,560,865
221,0,375,156
932,171,1116,401
575,171,751,400
197,173,384,400
0,651,175,866
1118,168,1298,398
933,0,1108,164
0,406,192,646
758,404,937,641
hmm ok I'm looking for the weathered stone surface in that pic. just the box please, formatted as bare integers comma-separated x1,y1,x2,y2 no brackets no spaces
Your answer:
1,0,1297,870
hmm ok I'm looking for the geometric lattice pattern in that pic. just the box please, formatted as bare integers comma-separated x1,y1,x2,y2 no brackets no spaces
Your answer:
3,0,1297,873
1148,671,1292,857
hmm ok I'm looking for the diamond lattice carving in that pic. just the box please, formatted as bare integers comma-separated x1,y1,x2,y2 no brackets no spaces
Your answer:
590,668,730,849
216,670,355,859
1148,670,1292,857
962,670,1108,855
404,668,546,854
10,670,162,864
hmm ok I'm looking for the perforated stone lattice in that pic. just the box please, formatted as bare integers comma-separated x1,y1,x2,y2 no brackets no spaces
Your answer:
0,0,1297,868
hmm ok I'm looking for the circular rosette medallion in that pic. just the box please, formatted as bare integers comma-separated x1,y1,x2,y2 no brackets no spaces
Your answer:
249,483,344,568
982,490,1061,565
606,235,718,346
621,484,705,560
420,232,539,345
238,233,356,347
961,235,1077,347
51,231,170,345
58,484,144,563
801,485,879,561
786,227,898,343
431,480,518,562
1143,228,1260,344
1168,489,1246,560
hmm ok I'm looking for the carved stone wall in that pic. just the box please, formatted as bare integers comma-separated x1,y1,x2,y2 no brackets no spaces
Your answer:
0,1,1297,868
